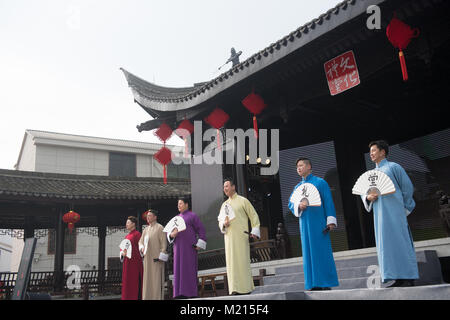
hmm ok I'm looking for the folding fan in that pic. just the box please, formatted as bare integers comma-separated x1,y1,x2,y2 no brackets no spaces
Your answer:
218,202,236,224
290,183,321,217
119,239,132,259
352,170,396,196
163,215,187,234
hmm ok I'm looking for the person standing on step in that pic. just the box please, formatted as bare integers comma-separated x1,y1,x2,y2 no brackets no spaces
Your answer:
288,157,339,291
219,178,261,295
169,197,207,299
139,209,168,300
120,216,143,300
360,140,418,287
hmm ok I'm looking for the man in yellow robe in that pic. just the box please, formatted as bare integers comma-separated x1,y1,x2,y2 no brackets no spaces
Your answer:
219,178,260,295
138,209,168,300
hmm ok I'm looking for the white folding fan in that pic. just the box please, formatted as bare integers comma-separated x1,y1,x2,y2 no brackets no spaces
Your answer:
163,215,187,234
352,170,396,196
290,183,322,217
218,202,236,224
119,239,132,259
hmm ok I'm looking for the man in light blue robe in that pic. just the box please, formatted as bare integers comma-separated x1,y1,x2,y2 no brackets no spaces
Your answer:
361,140,419,287
288,157,339,291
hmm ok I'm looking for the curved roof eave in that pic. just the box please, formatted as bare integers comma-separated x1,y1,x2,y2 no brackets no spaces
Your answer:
121,0,386,113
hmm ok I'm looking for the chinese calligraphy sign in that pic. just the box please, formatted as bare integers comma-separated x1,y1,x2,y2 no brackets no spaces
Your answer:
324,50,361,96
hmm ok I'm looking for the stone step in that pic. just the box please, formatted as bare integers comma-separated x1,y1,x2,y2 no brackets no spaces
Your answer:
274,255,380,275
253,276,386,294
197,284,450,301
192,291,306,301
303,284,450,300
264,265,376,285
272,250,443,286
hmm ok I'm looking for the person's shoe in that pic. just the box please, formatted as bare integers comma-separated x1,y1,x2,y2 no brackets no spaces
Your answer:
309,287,323,291
398,279,415,287
387,280,403,287
387,279,415,288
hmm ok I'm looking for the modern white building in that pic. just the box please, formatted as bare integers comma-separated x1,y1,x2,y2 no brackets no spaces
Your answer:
10,129,187,273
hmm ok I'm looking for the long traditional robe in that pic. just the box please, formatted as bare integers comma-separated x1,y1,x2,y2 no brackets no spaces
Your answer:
361,159,419,282
169,210,206,298
120,229,143,300
288,174,339,290
219,193,260,294
138,222,167,300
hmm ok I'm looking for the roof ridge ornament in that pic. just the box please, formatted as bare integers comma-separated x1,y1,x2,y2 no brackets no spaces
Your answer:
218,47,242,70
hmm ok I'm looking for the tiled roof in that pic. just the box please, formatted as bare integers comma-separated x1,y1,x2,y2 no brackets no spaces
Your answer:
0,169,190,201
26,129,175,151
121,0,374,112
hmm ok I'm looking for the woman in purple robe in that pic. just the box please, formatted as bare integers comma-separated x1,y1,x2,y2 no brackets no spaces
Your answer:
168,197,207,298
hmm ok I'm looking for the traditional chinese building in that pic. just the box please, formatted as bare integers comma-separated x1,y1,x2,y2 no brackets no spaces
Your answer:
121,0,450,257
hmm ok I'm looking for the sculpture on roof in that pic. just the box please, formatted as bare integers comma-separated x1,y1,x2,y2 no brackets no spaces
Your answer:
218,47,242,70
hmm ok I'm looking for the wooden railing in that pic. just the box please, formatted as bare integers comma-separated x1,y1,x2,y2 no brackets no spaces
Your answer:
0,269,122,300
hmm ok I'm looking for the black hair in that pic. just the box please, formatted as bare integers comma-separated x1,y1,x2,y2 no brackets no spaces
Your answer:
127,216,138,224
295,157,312,168
178,197,191,208
369,140,389,156
147,209,157,216
223,178,235,186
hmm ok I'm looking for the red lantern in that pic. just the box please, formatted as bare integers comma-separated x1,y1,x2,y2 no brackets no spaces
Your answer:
204,108,229,150
63,210,80,233
386,13,419,81
142,210,150,221
176,118,194,158
153,122,173,184
154,146,172,184
242,90,267,138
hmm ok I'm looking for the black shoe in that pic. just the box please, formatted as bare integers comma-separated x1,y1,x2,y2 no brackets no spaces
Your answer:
398,279,415,287
387,279,415,288
309,287,323,291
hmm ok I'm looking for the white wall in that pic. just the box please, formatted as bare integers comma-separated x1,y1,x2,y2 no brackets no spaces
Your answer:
0,233,13,272
35,145,109,176
15,133,36,171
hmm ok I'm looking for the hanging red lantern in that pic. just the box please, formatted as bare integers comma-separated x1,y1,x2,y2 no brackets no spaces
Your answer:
142,210,150,221
204,107,229,151
242,90,267,138
386,13,419,81
176,118,194,158
63,210,80,233
153,122,173,184
154,146,172,184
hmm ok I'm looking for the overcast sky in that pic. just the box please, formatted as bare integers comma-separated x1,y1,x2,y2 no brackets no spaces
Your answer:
0,0,340,170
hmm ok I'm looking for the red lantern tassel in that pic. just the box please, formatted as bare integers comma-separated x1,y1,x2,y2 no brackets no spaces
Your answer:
399,50,408,81
216,129,221,151
163,165,167,184
253,115,258,139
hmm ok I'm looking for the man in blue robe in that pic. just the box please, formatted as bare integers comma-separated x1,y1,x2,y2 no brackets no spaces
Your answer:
362,140,419,287
288,157,339,291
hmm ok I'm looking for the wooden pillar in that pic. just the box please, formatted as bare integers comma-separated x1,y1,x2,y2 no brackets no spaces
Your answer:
53,209,65,293
24,217,35,240
97,218,106,294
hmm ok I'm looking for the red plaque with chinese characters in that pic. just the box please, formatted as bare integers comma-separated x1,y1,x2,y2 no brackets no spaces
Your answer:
324,50,360,96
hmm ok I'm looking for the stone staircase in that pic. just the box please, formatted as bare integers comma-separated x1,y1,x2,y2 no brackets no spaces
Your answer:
197,250,450,300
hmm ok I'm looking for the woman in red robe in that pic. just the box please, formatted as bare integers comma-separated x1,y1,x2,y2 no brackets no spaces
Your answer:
120,216,143,300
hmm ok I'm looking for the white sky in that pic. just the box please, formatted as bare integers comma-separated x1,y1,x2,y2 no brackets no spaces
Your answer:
0,0,341,170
